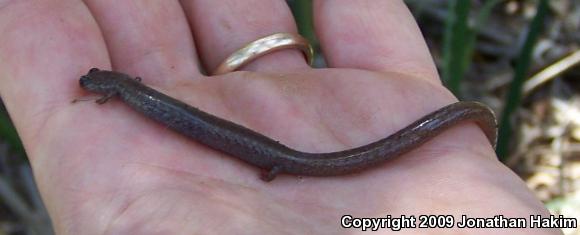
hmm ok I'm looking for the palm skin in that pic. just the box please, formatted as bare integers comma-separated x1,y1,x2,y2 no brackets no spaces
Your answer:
0,1,559,235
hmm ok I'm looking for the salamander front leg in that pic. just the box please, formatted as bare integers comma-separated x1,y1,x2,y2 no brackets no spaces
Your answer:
260,166,282,182
96,92,117,104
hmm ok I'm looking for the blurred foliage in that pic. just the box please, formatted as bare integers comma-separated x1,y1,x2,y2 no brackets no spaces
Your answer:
496,0,549,159
0,107,23,156
289,0,316,45
442,0,472,96
441,0,501,97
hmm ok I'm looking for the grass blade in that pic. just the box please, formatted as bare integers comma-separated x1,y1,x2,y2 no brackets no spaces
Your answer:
442,0,472,97
0,111,24,155
289,0,316,45
496,0,549,159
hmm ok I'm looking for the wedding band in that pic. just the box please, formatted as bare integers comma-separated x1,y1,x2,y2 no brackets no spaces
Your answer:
212,33,313,75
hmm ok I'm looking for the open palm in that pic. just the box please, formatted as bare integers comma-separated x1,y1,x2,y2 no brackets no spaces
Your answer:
0,1,557,234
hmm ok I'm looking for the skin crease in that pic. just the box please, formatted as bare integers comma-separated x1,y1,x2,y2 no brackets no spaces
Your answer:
0,1,561,235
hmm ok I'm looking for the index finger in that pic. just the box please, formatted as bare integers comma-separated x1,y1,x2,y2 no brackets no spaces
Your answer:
314,0,439,83
0,1,107,158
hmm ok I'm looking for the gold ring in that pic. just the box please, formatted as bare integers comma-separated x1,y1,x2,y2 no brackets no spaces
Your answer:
212,33,313,75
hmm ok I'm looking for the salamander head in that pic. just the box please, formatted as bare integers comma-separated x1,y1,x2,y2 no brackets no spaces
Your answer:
79,68,128,94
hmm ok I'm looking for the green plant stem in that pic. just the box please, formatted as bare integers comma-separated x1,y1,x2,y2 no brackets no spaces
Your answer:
496,0,549,159
0,111,24,155
442,0,471,97
290,0,315,44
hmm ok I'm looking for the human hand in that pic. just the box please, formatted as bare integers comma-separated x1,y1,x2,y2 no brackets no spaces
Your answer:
0,1,558,234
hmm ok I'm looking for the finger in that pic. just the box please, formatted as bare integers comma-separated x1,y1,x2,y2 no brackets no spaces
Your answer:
181,0,309,74
0,1,111,229
83,0,199,82
314,0,439,82
0,1,109,151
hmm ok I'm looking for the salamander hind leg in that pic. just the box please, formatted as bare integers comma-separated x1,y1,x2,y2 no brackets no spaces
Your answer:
260,166,282,182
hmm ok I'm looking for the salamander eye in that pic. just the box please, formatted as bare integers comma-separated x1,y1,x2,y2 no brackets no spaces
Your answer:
89,68,100,74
